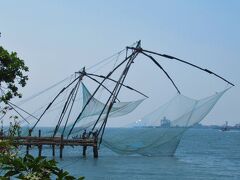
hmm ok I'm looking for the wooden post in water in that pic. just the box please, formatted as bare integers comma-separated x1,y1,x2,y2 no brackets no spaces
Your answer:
60,135,64,158
83,146,87,157
38,145,42,157
93,137,98,158
52,145,55,157
26,129,32,155
38,130,42,157
93,145,98,158
26,145,29,155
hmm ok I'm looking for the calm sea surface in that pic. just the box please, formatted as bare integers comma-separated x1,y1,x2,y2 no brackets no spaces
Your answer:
23,129,240,180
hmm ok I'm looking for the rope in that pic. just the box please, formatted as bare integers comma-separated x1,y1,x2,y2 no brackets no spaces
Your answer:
67,49,138,138
8,102,39,121
141,51,181,94
86,41,138,72
31,75,81,131
16,75,73,106
7,103,30,124
131,47,235,87
86,49,126,71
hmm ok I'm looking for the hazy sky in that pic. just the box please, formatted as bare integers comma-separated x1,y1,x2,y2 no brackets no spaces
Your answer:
0,0,239,126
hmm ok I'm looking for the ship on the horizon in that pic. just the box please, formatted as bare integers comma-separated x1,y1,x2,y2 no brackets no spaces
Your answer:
221,121,230,131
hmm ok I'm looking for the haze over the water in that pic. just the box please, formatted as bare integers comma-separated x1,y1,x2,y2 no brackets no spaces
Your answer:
0,0,239,126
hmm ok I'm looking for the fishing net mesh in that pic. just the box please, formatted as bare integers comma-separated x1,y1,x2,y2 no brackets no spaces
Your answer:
102,88,228,156
15,82,228,157
63,83,145,135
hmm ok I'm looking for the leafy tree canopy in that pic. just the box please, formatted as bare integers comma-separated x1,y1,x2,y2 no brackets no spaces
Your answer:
0,46,28,103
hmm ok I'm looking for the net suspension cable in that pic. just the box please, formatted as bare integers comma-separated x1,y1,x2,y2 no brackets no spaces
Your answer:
140,51,181,94
0,89,31,124
127,47,235,86
53,80,81,137
62,79,81,136
90,47,141,133
30,74,82,132
86,73,149,98
96,42,142,146
67,46,140,138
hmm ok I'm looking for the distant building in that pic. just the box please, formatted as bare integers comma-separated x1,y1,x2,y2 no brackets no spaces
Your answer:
160,116,171,128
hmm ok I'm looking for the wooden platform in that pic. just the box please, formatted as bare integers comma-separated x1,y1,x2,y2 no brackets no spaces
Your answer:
0,130,98,158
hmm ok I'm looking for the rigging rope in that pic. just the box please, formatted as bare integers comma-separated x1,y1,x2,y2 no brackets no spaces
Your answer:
87,41,138,72
31,75,81,131
86,49,126,71
141,51,181,94
67,49,139,138
86,73,149,98
16,75,73,106
85,74,120,102
8,102,39,121
98,49,141,147
7,103,30,124
127,47,235,86
62,80,81,136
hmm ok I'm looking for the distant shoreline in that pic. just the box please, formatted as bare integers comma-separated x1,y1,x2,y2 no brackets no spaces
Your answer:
193,123,240,131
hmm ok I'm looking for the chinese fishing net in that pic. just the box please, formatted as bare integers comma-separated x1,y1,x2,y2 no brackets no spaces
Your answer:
61,83,145,136
102,88,229,156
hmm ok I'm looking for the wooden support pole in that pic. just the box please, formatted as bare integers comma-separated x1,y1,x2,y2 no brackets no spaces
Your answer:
93,136,98,158
60,135,63,158
38,145,42,157
26,145,29,155
60,145,63,158
83,146,87,157
93,145,98,158
26,129,32,155
52,145,55,157
38,130,42,157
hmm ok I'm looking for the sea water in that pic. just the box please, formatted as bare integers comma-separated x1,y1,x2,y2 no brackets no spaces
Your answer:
20,129,240,180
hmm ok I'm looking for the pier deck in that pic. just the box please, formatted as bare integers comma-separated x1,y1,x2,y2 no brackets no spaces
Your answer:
0,130,98,158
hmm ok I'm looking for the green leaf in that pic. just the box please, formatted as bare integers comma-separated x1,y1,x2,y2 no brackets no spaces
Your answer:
4,170,19,177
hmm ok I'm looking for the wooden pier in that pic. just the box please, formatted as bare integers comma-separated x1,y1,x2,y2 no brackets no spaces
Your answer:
0,130,98,158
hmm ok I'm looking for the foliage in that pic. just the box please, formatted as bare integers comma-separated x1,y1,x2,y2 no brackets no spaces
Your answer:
0,154,84,180
0,46,28,103
0,118,20,154
0,112,85,180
